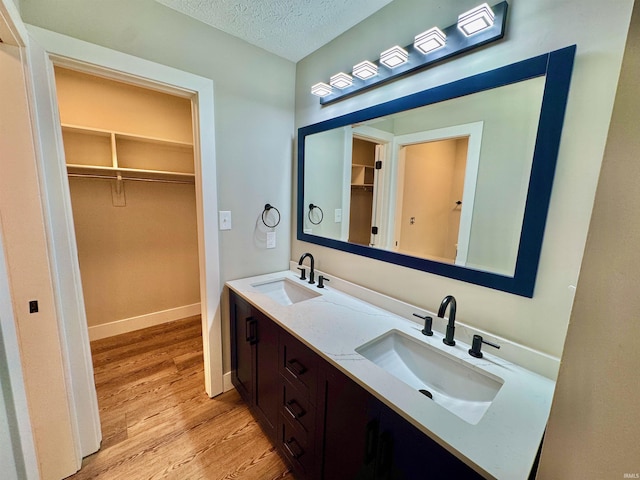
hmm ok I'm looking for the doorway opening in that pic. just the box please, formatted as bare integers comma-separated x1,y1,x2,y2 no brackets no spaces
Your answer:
394,137,468,262
54,67,202,341
52,66,207,445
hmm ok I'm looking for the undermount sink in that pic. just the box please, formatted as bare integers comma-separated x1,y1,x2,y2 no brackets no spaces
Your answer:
251,278,321,306
356,330,503,425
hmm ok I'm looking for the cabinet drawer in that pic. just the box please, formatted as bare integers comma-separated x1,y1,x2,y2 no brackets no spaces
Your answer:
279,415,315,477
280,332,318,401
281,376,315,437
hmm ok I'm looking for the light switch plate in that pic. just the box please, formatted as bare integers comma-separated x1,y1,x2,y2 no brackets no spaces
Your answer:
335,208,342,223
266,231,276,249
219,211,232,230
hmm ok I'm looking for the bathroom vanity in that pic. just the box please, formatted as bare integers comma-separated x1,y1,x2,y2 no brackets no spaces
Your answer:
227,268,555,479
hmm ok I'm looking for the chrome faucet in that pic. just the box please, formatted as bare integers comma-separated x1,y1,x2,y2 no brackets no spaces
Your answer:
298,252,315,284
438,295,457,346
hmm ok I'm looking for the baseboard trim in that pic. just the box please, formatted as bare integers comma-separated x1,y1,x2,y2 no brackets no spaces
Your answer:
88,303,201,341
223,372,234,393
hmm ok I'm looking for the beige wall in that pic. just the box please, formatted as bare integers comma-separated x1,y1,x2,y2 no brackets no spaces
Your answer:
0,42,76,479
69,179,200,327
537,2,640,476
55,66,193,143
294,0,634,360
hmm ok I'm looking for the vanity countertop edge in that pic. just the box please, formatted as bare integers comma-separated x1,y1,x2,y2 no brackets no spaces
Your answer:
226,268,556,480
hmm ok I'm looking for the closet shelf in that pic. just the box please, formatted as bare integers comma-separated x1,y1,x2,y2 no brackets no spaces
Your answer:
62,123,196,181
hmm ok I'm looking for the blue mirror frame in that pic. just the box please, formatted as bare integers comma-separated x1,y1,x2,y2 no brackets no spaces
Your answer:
297,45,576,297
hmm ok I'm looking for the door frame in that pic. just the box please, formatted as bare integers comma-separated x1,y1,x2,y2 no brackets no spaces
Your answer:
25,24,224,457
351,126,393,247
389,121,484,265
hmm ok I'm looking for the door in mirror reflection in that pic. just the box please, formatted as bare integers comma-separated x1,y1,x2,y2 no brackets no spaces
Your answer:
349,137,376,245
395,137,468,263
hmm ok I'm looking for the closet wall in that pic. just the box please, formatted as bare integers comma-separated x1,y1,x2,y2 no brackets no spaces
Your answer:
55,67,200,337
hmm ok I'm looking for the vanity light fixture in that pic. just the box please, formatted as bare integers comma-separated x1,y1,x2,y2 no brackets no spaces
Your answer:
311,82,333,97
380,46,409,69
330,72,353,89
352,60,378,80
457,3,495,36
312,1,508,105
414,27,447,54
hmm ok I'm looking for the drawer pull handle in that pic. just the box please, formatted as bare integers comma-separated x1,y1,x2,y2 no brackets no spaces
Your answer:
245,317,257,345
285,358,307,378
364,419,379,465
284,399,306,420
378,431,393,475
284,437,304,459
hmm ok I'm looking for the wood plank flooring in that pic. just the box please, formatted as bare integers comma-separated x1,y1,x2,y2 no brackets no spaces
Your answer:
67,316,295,480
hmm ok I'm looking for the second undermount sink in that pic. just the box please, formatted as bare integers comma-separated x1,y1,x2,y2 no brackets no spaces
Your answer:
356,330,503,425
251,278,321,306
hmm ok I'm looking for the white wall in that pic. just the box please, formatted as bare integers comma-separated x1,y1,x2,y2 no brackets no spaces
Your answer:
303,128,346,239
20,0,295,283
293,0,634,360
19,0,296,374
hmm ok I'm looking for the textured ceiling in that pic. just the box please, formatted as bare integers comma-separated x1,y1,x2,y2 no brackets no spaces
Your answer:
154,0,393,62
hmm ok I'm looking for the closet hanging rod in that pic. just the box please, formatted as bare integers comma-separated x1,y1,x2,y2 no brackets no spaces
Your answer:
67,173,195,185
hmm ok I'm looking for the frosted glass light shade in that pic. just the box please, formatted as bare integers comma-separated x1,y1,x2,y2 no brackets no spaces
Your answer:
458,3,495,36
353,60,378,80
380,46,409,68
330,72,353,89
414,27,447,54
311,82,333,97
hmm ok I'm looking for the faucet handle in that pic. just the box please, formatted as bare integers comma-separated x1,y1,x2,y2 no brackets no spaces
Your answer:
297,267,306,281
468,335,500,358
412,313,433,336
317,275,330,288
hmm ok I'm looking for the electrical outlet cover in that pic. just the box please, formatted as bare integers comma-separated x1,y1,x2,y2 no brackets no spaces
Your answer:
266,231,276,249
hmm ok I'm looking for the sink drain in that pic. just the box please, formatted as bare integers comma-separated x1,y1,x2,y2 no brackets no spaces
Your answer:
419,389,433,399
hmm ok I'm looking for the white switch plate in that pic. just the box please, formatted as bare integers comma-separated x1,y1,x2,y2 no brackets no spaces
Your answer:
219,211,232,230
266,231,276,249
335,208,342,223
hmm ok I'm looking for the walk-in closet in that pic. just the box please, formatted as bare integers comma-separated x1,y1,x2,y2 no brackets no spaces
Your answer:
55,66,201,341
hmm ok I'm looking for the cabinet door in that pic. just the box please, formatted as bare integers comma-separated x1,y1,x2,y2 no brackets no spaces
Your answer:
230,292,254,404
321,366,378,480
376,404,484,480
253,310,280,440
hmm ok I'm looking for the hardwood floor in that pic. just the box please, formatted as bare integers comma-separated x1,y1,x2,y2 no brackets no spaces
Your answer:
68,316,294,480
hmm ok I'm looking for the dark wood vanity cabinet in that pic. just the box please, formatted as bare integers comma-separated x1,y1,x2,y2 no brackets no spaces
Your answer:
229,290,484,480
229,291,279,441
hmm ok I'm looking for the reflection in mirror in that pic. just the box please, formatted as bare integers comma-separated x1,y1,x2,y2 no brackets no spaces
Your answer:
298,46,576,296
303,77,545,276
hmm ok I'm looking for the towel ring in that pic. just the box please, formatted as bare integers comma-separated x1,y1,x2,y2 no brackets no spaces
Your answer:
262,203,281,228
308,203,324,225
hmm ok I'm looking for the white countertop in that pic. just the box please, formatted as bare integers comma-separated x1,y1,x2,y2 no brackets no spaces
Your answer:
226,269,555,480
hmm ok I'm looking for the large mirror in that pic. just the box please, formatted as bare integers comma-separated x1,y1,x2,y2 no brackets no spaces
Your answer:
297,46,576,297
